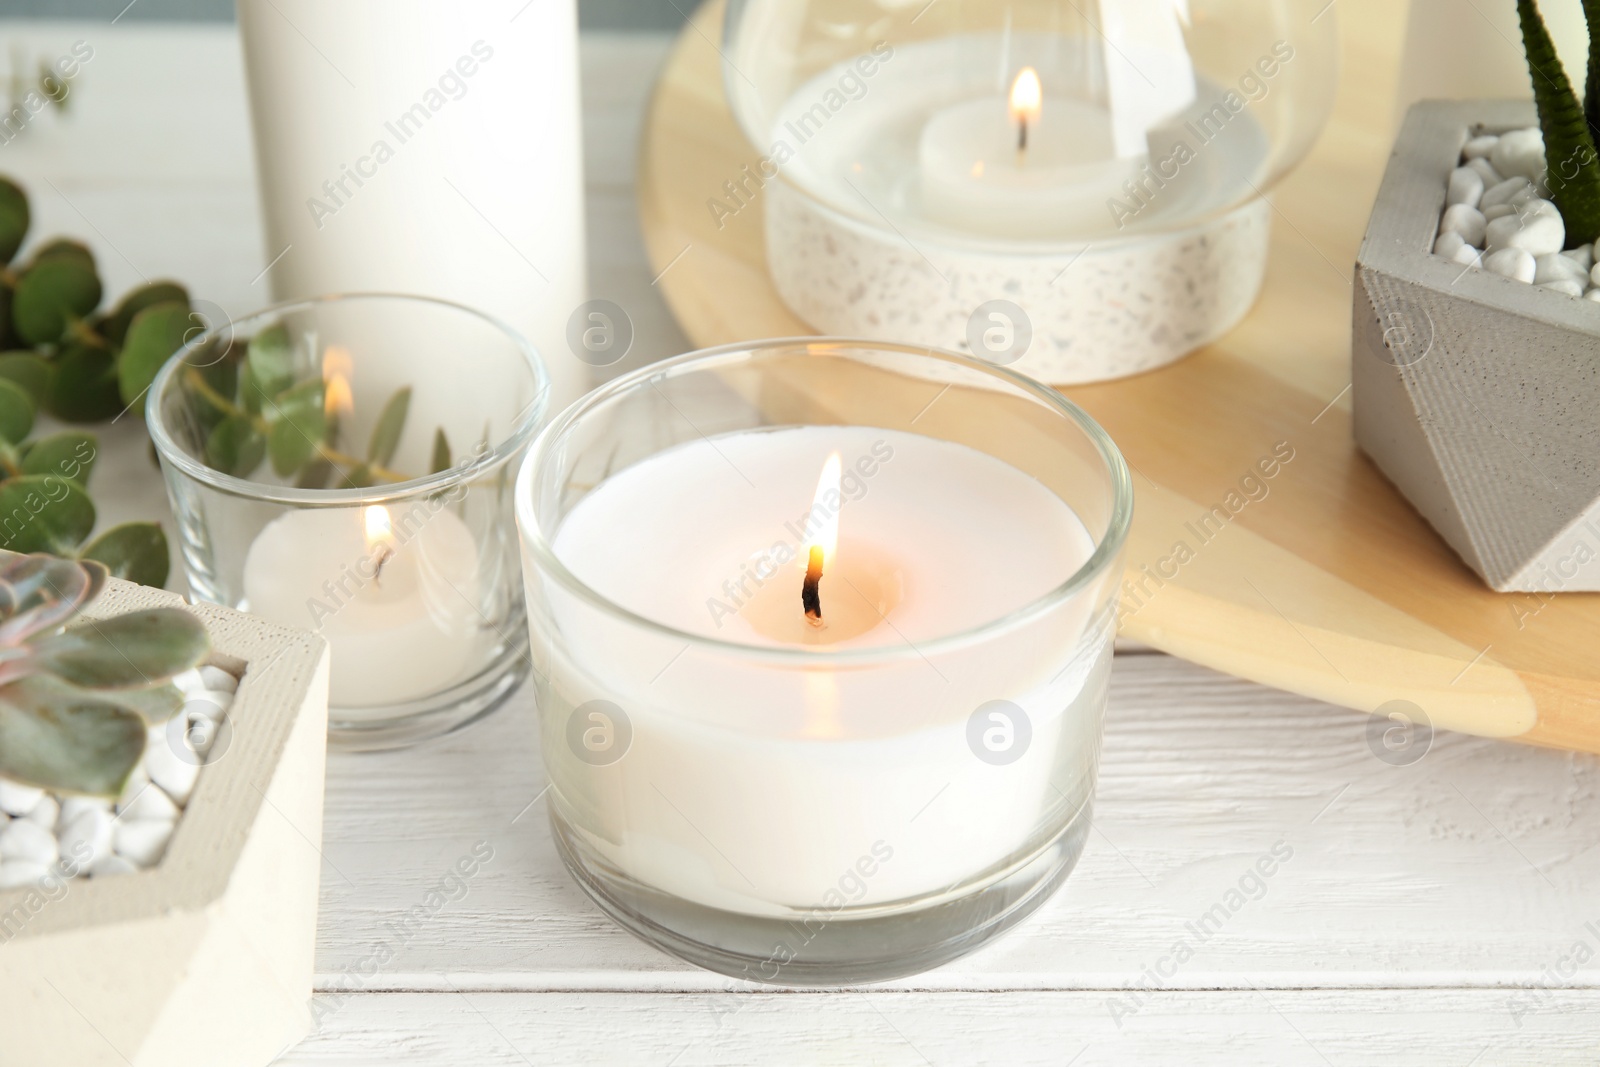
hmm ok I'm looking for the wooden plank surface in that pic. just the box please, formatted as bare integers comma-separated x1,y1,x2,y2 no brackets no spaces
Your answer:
2,17,1598,1064
635,0,1600,753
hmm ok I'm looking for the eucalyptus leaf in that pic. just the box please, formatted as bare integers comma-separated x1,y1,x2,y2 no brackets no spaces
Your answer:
204,414,265,477
46,342,122,423
343,463,377,489
430,428,451,474
294,457,334,489
265,378,326,476
102,281,188,348
33,606,210,689
0,351,53,405
368,386,411,467
28,238,94,271
183,356,238,440
118,300,196,407
22,431,97,485
246,323,294,400
0,178,28,265
79,522,168,588
0,377,35,444
0,474,96,554
0,285,15,351
12,256,101,346
0,681,146,796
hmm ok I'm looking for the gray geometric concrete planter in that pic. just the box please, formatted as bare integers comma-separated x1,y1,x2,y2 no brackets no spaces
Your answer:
1354,99,1600,593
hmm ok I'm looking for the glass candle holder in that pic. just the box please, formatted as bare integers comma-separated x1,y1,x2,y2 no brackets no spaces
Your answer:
148,294,549,750
721,0,1338,383
516,339,1131,984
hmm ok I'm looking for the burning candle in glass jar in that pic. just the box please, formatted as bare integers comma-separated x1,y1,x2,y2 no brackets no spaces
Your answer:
240,363,488,712
539,425,1109,913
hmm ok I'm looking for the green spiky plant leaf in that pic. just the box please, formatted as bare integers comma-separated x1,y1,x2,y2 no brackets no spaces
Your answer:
1586,0,1600,141
1520,0,1600,245
0,552,210,796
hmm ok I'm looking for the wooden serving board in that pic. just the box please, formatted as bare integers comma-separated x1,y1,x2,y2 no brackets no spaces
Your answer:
636,0,1600,752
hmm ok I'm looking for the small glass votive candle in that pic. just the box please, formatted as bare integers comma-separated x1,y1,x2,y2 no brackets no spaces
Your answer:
515,338,1131,984
148,293,549,749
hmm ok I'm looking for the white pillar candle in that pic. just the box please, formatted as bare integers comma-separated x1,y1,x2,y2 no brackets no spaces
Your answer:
237,0,589,411
243,503,484,710
537,426,1111,916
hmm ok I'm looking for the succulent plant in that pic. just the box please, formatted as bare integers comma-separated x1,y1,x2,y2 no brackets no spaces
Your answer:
0,551,210,797
1519,0,1600,244
0,175,206,586
180,322,454,487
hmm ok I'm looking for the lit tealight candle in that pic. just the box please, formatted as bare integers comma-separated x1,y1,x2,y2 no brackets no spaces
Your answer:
242,497,485,712
919,67,1143,235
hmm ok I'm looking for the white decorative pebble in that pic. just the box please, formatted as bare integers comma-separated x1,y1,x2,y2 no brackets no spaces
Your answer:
143,726,199,807
1534,253,1587,285
23,794,58,831
172,668,207,697
1434,231,1467,258
118,783,180,823
1447,166,1485,209
90,853,137,878
181,713,224,761
1452,243,1483,267
1586,288,1600,302
1466,157,1503,186
1462,134,1500,160
0,779,44,817
198,666,238,694
0,860,50,889
0,817,59,866
1485,211,1565,256
1440,203,1487,246
58,796,112,827
1490,127,1546,183
117,765,149,809
113,818,174,867
185,692,232,722
1563,244,1595,271
1481,176,1533,210
1485,247,1538,282
1483,203,1517,221
1541,278,1585,297
58,809,114,873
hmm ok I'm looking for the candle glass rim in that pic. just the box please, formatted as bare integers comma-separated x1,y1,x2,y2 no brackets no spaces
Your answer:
516,336,1133,667
145,292,551,506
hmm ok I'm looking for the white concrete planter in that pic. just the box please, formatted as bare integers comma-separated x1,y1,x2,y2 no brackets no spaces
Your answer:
1354,99,1600,592
0,579,330,1067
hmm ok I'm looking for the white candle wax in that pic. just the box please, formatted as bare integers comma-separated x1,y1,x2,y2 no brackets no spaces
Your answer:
767,35,1257,242
244,504,484,711
918,94,1140,234
237,0,589,411
542,426,1111,916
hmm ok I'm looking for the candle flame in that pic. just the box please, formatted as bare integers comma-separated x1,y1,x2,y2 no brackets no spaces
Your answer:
1009,67,1042,126
807,452,843,568
364,505,394,549
322,346,355,419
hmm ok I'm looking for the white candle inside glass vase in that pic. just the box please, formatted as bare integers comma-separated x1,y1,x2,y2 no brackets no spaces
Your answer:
243,501,483,710
539,426,1113,917
919,67,1144,233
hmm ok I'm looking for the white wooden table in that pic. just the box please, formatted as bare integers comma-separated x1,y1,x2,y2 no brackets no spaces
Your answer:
5,20,1600,1065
